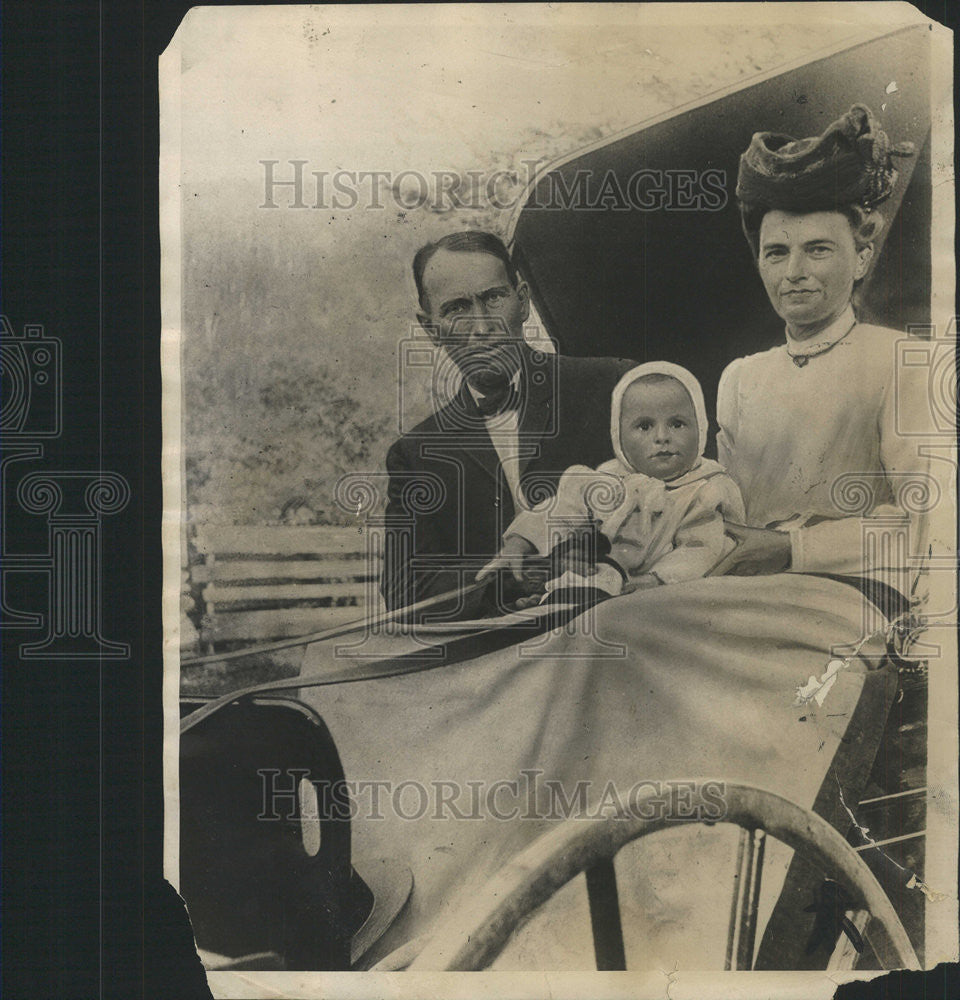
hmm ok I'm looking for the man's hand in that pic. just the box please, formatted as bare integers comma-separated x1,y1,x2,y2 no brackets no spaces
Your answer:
556,550,598,579
549,523,610,580
511,593,546,610
715,522,792,576
476,534,537,583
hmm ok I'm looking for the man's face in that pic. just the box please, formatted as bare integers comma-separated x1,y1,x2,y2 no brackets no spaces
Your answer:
618,379,699,481
418,249,529,390
757,210,870,340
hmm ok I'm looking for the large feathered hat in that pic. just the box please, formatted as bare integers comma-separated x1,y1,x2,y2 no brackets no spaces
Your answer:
736,104,914,214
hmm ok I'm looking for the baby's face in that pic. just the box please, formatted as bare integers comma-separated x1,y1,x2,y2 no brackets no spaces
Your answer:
618,379,699,481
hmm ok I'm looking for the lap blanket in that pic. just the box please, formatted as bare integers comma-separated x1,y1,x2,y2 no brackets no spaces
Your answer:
299,573,896,969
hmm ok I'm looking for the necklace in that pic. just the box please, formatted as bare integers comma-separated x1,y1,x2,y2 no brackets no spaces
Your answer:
786,318,857,368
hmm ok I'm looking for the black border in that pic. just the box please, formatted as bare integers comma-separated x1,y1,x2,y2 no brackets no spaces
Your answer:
1,2,956,997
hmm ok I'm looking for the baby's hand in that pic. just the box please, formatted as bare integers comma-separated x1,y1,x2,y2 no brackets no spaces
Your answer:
476,534,537,583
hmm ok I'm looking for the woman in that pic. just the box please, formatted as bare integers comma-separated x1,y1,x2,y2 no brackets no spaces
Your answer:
716,104,928,600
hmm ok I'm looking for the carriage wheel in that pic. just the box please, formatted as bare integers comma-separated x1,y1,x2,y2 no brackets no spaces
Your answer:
406,781,920,972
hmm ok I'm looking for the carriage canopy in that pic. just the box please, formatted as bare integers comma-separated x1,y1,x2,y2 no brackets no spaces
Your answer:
507,23,933,450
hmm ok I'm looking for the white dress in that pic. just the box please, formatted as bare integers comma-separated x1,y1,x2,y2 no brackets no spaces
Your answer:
716,305,931,589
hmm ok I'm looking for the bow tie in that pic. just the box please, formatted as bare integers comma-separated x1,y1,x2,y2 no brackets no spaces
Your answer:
475,381,521,417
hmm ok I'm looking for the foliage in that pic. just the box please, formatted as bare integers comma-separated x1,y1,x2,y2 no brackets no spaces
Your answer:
186,355,390,525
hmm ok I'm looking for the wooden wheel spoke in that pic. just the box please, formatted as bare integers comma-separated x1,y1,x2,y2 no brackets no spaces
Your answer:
585,859,627,971
735,829,766,969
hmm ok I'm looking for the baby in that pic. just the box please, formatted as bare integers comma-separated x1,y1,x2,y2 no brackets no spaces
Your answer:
481,362,745,598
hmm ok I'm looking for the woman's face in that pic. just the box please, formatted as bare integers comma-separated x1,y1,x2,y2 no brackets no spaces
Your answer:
757,210,870,340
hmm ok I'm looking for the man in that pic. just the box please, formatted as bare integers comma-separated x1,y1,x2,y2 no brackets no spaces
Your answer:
381,230,635,617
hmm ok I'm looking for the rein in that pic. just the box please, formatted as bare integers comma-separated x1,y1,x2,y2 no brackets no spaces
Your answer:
180,579,490,668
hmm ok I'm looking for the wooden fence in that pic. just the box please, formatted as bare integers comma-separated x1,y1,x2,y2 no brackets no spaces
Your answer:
186,524,381,652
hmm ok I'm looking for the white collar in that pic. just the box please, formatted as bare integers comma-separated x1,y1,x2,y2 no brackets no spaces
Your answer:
784,305,857,365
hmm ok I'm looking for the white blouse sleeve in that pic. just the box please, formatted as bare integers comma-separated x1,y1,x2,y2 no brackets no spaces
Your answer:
715,358,741,475
788,352,931,579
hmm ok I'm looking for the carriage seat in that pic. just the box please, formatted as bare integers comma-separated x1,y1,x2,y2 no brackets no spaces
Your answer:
179,696,411,970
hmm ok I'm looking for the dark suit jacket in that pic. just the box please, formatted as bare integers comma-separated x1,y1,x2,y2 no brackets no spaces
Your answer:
381,349,636,616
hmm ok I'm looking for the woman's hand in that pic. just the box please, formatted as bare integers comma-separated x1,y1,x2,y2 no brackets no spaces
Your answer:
621,573,661,594
476,534,537,583
716,522,792,576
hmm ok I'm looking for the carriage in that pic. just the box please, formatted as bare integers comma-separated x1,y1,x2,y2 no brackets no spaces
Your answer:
177,19,943,980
